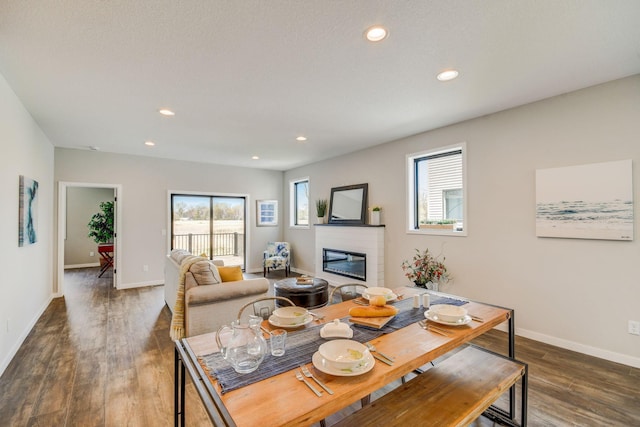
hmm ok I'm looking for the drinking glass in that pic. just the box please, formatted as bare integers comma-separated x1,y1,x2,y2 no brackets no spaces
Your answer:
269,329,287,356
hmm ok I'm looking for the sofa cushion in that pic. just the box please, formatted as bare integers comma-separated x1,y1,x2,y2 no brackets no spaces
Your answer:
218,265,244,282
189,260,222,285
170,249,192,265
186,278,270,306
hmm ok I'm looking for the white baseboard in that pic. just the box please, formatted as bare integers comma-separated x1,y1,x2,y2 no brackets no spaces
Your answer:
0,294,54,377
117,279,164,290
64,263,100,269
516,327,640,369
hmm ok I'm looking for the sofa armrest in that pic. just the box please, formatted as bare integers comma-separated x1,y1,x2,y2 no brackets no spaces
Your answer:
186,278,269,307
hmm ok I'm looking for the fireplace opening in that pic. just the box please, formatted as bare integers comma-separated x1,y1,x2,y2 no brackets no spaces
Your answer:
322,248,366,281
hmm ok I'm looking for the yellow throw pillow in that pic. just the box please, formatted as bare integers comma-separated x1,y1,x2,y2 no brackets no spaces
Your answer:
218,266,244,282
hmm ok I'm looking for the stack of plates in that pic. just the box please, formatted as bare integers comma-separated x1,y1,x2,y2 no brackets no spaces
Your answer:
312,340,375,376
424,304,471,326
362,287,398,302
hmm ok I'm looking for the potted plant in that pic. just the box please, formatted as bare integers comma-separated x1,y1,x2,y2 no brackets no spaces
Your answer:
316,199,328,224
370,205,382,225
88,201,114,244
401,248,449,290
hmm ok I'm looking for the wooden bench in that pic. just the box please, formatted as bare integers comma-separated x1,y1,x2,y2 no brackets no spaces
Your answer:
333,345,527,427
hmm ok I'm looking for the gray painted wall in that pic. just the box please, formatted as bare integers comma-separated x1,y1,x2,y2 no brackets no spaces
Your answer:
0,73,54,374
284,75,640,367
54,149,284,289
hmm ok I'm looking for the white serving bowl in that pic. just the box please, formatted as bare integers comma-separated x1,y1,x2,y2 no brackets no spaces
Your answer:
272,306,309,326
428,304,468,322
318,340,369,370
363,287,392,297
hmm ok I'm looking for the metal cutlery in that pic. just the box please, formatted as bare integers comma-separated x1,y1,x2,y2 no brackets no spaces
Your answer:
295,371,323,397
371,353,394,366
418,320,452,337
364,342,395,363
308,312,325,321
470,315,484,323
300,365,334,395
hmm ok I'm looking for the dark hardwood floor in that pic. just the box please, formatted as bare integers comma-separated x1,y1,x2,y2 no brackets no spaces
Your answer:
0,268,638,426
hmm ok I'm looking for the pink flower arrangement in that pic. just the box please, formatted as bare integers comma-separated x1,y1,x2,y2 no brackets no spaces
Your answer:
401,248,449,286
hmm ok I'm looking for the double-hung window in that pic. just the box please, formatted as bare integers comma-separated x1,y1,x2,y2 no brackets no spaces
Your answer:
407,143,467,235
290,178,309,227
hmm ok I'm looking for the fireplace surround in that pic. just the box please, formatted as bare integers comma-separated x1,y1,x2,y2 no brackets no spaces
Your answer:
315,225,384,287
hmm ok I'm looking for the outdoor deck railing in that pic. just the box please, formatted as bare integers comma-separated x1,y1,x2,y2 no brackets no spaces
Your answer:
173,232,243,257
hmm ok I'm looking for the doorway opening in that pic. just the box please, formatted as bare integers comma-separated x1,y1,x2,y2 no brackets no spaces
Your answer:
170,194,247,269
57,182,122,295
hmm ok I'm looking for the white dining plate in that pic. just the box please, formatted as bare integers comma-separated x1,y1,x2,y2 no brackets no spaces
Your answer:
268,314,313,328
424,311,472,326
363,292,398,302
312,351,375,377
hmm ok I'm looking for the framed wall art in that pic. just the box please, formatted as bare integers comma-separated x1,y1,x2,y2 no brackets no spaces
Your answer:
536,159,633,241
257,199,278,227
19,175,39,246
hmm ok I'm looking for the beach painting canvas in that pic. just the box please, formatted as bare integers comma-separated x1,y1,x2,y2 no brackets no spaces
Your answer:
536,160,633,241
19,175,39,246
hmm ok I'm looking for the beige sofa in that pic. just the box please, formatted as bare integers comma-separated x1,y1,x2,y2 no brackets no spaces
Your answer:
165,249,269,337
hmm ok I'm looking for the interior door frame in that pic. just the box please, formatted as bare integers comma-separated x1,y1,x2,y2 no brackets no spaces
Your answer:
57,181,123,295
167,190,250,269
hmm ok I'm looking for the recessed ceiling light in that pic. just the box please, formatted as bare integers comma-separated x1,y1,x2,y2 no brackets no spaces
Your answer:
251,155,260,160
365,26,388,42
437,69,459,81
158,108,175,116
296,136,307,142
144,141,155,146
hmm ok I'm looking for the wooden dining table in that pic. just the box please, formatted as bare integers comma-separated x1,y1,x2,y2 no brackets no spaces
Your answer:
174,286,516,427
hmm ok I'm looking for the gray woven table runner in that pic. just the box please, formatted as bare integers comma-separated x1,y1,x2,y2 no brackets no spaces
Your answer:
201,294,467,393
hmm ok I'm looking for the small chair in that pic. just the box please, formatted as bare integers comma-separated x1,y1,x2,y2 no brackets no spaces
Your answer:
263,242,291,277
328,283,368,304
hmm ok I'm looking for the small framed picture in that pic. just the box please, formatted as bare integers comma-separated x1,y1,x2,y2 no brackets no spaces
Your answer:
257,200,278,226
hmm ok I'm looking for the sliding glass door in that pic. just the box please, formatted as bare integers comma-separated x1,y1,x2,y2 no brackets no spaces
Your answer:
171,194,246,269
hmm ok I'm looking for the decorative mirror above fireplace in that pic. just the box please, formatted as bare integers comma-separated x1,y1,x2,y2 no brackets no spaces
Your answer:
328,183,368,225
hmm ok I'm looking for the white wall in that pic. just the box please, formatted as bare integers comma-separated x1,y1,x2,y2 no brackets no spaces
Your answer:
0,73,54,375
54,149,283,290
284,75,640,367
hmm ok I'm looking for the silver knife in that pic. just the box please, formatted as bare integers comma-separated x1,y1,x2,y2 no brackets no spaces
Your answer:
371,353,394,365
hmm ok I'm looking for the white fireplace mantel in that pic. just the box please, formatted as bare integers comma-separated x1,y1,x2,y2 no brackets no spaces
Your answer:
315,225,384,287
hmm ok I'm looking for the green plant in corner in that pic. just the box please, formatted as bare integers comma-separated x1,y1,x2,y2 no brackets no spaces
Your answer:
316,199,328,218
88,201,114,244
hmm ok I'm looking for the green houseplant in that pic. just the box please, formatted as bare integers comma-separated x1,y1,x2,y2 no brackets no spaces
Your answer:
316,199,328,223
88,201,114,244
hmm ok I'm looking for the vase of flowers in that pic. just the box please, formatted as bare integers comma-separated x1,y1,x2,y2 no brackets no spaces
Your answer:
401,248,449,289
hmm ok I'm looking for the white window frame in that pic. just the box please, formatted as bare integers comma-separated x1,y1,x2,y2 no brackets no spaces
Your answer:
406,142,468,236
289,177,310,228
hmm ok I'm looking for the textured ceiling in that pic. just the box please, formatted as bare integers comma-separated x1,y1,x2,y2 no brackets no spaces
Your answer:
1,1,639,170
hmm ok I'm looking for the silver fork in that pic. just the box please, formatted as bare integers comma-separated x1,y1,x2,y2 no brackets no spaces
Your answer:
295,371,323,397
364,342,394,362
308,312,325,321
418,320,452,336
300,365,334,395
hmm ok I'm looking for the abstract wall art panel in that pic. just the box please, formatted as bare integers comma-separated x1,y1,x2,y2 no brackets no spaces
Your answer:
19,175,39,246
536,160,633,241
